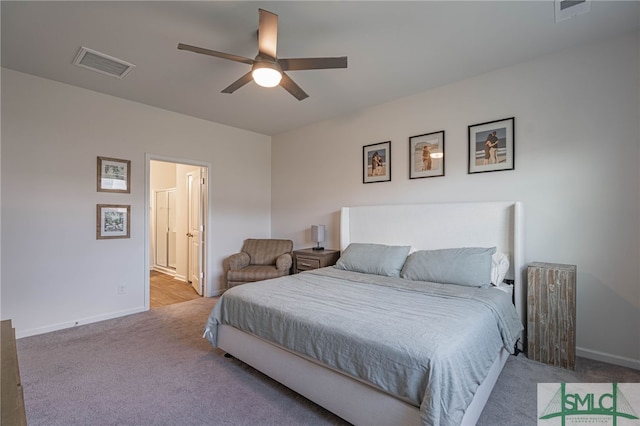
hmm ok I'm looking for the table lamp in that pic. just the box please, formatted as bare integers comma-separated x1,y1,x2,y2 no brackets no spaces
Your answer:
311,225,325,251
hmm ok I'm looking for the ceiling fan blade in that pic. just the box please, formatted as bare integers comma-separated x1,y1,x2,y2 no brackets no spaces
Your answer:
177,43,254,65
279,57,348,71
221,71,254,94
280,72,308,101
257,9,278,60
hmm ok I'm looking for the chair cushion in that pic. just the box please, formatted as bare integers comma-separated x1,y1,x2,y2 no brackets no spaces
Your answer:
242,239,293,265
227,265,289,283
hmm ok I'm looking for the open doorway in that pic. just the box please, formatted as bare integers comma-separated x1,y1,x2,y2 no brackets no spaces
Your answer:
147,157,209,309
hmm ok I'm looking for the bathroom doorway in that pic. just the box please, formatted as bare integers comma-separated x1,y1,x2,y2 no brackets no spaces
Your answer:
148,158,208,309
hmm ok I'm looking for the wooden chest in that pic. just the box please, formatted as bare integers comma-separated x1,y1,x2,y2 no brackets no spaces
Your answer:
527,262,577,370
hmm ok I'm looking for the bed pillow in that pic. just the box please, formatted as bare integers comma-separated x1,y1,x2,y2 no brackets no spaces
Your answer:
400,247,495,287
334,243,411,277
491,252,510,286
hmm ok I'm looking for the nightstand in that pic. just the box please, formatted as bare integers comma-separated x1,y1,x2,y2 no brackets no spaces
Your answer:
293,248,340,273
527,262,577,370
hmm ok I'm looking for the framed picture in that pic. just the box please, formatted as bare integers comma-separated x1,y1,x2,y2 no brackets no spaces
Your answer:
363,141,391,183
409,131,445,179
97,156,131,193
468,117,515,174
96,204,130,239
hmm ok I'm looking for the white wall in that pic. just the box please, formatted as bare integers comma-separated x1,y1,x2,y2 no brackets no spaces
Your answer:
1,68,271,337
272,33,640,369
150,160,176,191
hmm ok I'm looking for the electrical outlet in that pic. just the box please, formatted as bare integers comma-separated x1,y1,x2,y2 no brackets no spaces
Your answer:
117,283,127,294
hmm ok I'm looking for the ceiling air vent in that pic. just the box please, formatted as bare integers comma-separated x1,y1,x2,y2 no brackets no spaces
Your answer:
72,47,135,79
555,0,591,22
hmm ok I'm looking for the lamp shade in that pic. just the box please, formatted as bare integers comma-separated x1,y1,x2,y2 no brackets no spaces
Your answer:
252,61,282,88
311,225,325,243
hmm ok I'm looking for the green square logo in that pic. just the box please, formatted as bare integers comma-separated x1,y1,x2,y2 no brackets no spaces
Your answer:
538,383,640,425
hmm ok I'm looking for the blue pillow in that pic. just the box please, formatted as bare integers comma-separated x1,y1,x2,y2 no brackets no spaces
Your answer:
335,243,411,277
400,247,495,287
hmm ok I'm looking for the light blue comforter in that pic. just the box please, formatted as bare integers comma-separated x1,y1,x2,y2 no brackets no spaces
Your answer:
204,267,523,426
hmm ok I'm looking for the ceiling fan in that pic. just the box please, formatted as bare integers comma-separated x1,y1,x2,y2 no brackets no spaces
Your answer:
178,8,347,101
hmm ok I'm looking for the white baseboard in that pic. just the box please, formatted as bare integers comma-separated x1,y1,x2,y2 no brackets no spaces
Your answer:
15,306,146,339
150,267,187,283
152,265,176,276
577,346,640,371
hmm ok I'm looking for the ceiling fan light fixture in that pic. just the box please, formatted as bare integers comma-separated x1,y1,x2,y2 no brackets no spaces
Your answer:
178,9,346,100
252,61,282,88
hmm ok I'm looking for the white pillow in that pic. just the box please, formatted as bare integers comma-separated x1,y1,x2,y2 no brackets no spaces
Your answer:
491,252,510,286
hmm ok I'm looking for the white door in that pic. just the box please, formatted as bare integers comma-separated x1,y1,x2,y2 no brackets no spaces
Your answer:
187,169,204,295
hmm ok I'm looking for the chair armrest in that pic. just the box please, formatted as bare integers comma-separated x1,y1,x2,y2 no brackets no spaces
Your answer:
228,252,250,270
276,253,293,271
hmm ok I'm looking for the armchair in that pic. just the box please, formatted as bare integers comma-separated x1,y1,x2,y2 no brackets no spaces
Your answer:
226,239,294,287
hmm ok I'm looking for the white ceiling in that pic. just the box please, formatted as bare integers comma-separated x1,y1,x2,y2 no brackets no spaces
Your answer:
2,1,639,136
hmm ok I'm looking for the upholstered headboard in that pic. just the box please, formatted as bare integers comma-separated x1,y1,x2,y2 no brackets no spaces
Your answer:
340,201,525,338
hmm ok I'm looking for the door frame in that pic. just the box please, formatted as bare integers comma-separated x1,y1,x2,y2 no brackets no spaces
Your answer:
144,153,212,310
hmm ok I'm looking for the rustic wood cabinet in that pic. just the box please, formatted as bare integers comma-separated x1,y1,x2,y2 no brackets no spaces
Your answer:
293,248,340,273
527,262,577,370
1,320,27,426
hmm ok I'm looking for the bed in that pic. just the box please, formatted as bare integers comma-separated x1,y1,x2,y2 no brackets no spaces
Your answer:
205,201,525,426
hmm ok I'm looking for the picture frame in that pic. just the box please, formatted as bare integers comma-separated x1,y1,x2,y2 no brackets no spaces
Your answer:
363,141,391,183
409,131,445,179
96,204,130,239
468,117,515,174
97,156,131,193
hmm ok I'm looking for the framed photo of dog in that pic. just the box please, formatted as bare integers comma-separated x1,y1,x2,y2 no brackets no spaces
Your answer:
409,131,445,179
363,141,391,184
468,117,515,174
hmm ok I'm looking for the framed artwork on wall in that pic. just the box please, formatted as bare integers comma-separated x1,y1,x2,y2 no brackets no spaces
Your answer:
363,141,391,183
96,204,130,239
409,131,445,179
97,156,131,193
468,117,515,174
